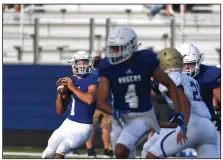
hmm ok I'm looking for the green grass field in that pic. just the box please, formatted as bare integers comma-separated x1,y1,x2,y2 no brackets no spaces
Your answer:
3,146,143,159
3,146,43,158
3,146,44,153
3,146,194,159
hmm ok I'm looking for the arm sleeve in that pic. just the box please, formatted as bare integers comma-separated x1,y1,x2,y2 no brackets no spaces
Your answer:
89,76,100,86
148,51,160,73
152,54,160,72
142,50,160,73
98,59,110,79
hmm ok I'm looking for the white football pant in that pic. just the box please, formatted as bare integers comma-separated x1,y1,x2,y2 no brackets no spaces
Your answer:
42,118,92,158
110,108,160,158
143,114,218,158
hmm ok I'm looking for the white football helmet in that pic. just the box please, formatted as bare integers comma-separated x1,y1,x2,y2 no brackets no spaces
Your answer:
68,51,94,75
106,26,139,65
178,44,203,77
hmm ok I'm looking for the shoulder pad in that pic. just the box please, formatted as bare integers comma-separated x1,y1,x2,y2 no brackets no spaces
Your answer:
136,49,160,72
136,49,158,62
168,72,182,86
98,58,111,70
87,74,100,86
98,58,112,78
201,65,220,84
90,69,100,78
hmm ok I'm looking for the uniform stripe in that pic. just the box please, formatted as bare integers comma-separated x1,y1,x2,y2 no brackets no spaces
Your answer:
160,130,176,158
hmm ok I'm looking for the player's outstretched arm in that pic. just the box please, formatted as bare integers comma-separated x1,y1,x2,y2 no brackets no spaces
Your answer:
56,94,69,115
96,76,112,115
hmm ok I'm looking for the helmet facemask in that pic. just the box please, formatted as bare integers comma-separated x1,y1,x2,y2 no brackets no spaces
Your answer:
71,59,93,75
183,54,203,77
106,39,138,65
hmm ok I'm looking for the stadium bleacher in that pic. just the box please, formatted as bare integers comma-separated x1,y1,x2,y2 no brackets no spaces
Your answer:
3,4,220,65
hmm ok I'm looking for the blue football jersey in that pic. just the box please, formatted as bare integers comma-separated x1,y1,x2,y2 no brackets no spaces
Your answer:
194,64,221,118
67,73,99,124
98,49,160,112
92,68,113,105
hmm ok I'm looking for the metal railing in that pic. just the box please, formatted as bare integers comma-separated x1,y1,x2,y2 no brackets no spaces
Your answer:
3,8,220,64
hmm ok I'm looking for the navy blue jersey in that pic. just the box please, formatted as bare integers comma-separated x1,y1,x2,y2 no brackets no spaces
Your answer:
92,69,113,105
67,73,99,124
194,64,221,118
98,49,159,112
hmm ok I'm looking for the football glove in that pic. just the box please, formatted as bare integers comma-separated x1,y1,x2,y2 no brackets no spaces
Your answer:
169,112,187,135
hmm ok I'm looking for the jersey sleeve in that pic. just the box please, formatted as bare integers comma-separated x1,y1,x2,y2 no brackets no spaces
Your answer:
98,58,111,79
88,75,100,86
142,50,160,73
90,69,100,78
151,53,160,72
205,67,221,89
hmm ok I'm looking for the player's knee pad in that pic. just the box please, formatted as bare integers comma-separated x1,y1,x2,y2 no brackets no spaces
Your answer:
56,139,73,156
42,146,56,159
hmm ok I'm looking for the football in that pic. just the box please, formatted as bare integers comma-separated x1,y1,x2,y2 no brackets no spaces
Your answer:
56,79,71,95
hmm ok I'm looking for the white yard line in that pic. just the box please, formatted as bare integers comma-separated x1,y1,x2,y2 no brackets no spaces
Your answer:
3,152,141,158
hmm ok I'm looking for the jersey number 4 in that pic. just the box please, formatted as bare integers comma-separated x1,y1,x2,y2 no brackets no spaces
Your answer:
125,84,139,109
190,81,202,101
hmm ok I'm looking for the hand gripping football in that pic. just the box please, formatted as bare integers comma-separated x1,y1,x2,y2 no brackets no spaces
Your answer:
56,79,71,95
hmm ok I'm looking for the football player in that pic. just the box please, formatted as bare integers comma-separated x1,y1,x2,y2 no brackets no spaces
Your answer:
42,51,99,159
96,26,188,158
142,48,218,158
178,44,221,156
85,54,113,158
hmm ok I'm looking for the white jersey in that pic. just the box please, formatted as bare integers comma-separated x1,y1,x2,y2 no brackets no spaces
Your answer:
158,72,211,119
142,72,218,159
